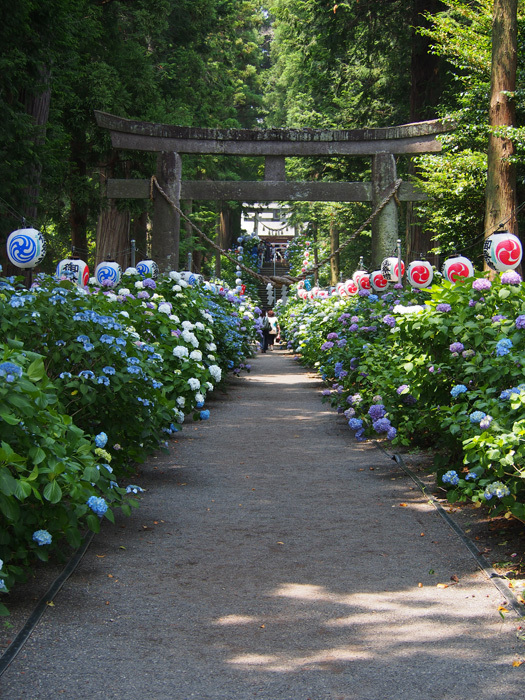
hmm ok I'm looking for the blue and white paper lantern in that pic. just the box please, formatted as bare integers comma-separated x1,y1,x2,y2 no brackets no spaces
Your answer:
136,259,159,279
95,261,122,287
7,228,46,269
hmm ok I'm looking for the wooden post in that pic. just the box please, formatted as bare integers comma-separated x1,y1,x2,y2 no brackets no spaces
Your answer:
152,151,181,272
484,0,518,259
330,212,339,285
312,221,319,284
371,153,399,269
182,199,193,270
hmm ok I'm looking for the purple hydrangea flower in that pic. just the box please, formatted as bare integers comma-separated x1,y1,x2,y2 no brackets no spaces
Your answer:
396,384,409,395
501,271,522,285
515,315,525,330
436,303,451,313
348,418,363,430
368,404,386,420
472,278,492,291
383,315,396,327
143,278,157,289
327,332,339,340
449,342,464,354
479,415,493,429
349,323,359,332
321,341,334,350
492,314,506,323
386,427,397,440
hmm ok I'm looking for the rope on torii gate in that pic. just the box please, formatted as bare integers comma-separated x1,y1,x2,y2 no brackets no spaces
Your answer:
150,175,403,287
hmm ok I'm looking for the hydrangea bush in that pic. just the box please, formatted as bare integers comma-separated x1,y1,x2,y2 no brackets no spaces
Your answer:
0,268,256,610
279,273,525,523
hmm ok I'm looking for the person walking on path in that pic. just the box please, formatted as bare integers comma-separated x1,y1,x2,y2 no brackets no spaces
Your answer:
265,309,279,351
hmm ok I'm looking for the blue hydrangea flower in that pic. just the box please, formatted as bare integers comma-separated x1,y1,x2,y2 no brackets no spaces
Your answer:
32,529,52,546
200,410,210,420
484,481,510,500
469,410,486,424
126,485,145,494
78,370,95,380
442,470,459,486
450,384,468,398
465,472,479,481
95,432,108,448
0,580,7,592
0,361,23,382
102,366,116,375
386,427,397,440
97,376,110,385
59,372,72,380
496,338,513,356
87,496,108,516
348,418,363,431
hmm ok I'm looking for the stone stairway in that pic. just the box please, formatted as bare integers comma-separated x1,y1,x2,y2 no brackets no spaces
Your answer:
255,262,290,307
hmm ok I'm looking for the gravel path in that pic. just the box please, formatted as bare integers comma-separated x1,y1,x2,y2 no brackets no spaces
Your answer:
1,350,523,699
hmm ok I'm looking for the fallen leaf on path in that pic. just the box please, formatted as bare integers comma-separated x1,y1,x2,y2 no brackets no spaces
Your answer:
399,503,408,507
451,574,459,583
46,601,55,607
418,582,423,588
499,606,509,613
96,555,106,558
436,583,449,589
512,660,523,667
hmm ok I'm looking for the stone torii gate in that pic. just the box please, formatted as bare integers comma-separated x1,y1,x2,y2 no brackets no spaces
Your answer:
94,111,453,273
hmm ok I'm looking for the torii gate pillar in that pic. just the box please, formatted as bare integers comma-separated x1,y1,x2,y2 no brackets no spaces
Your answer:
152,151,181,272
371,153,398,269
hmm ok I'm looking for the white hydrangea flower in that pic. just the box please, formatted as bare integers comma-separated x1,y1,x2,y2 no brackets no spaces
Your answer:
195,393,205,404
105,293,118,302
206,342,217,351
182,330,199,347
209,365,222,382
194,322,205,331
176,396,186,407
190,349,203,361
188,377,200,391
179,279,189,288
207,354,216,361
206,382,213,392
118,288,131,296
158,303,171,315
89,277,97,285
172,284,182,292
393,304,425,315
173,408,185,423
169,314,180,323
124,267,138,276
173,346,189,358
169,270,181,282
182,321,195,330
135,280,144,289
119,311,130,318
200,310,213,323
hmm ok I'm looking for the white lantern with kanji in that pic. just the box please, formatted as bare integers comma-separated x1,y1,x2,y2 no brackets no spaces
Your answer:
407,260,433,289
56,258,90,286
483,231,522,272
370,270,388,292
381,257,405,282
442,255,474,283
95,260,122,288
6,228,46,269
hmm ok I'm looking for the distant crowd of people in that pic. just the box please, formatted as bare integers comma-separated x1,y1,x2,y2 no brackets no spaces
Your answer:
258,240,288,265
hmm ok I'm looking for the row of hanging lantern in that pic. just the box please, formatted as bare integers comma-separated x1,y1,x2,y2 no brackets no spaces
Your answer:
234,236,247,296
296,231,523,300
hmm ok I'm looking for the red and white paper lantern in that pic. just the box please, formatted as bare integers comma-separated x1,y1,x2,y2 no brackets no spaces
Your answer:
442,255,474,283
344,279,359,296
370,270,388,292
483,231,522,272
407,260,433,289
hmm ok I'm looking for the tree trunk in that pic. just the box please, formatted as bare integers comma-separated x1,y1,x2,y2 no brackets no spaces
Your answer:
95,201,130,271
484,0,518,254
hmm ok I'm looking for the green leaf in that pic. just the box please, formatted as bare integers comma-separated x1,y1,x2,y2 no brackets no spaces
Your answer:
43,480,63,504
0,411,20,426
29,447,46,466
14,480,32,500
26,358,46,382
0,469,17,496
